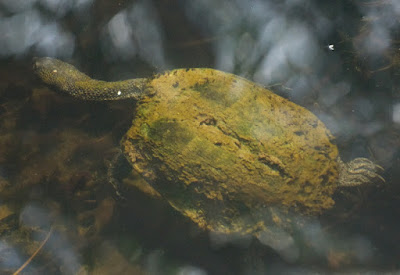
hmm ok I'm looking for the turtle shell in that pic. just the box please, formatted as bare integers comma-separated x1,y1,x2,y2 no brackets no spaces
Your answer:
121,68,339,234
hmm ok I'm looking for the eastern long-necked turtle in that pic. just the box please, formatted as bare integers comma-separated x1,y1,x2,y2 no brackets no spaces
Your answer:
33,57,383,238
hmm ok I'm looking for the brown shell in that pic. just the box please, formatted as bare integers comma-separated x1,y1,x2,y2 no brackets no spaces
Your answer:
121,68,339,234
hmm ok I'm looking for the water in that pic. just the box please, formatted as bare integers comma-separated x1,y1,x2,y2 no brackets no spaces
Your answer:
0,0,399,274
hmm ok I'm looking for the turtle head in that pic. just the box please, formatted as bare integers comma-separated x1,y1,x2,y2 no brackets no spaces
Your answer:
33,57,91,89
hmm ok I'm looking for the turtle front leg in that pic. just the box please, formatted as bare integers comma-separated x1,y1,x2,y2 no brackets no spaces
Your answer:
337,157,385,187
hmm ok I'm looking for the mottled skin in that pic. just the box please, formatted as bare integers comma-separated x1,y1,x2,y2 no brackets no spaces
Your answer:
33,57,148,100
33,57,383,235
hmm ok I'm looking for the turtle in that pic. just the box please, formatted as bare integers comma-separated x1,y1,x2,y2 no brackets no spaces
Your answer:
33,57,383,243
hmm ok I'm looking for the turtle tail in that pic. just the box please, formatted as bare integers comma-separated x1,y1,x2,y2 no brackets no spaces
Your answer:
33,57,149,101
337,157,385,187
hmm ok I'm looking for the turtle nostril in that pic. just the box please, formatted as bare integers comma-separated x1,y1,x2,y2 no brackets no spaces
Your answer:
32,57,46,71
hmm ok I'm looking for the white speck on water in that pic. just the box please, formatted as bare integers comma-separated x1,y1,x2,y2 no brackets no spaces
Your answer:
328,44,334,51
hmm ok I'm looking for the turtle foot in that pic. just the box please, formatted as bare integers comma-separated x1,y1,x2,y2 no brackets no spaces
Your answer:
338,157,385,187
106,149,127,200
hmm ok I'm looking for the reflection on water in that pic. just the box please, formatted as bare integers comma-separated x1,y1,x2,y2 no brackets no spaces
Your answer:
0,0,400,274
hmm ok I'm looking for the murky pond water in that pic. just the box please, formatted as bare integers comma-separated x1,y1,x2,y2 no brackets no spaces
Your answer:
1,0,400,274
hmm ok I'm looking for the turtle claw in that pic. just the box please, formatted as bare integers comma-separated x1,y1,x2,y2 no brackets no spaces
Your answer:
337,157,385,187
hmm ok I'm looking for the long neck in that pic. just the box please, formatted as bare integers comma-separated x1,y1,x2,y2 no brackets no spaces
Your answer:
64,78,149,100
33,57,150,101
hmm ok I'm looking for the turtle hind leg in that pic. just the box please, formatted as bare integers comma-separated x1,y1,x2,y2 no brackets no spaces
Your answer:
106,149,130,200
337,157,385,187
